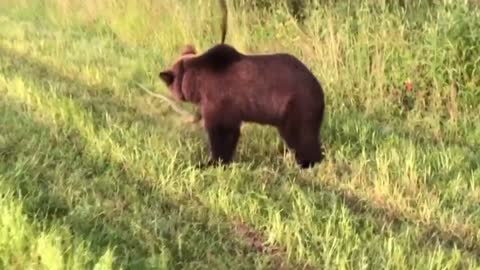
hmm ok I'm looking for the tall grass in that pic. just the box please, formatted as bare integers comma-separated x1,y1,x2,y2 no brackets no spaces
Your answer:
0,0,479,269
0,189,116,269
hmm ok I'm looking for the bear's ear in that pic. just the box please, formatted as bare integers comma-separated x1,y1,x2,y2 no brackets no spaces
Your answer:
159,70,174,86
181,44,196,56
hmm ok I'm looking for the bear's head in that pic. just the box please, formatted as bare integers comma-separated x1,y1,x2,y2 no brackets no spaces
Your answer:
159,45,197,102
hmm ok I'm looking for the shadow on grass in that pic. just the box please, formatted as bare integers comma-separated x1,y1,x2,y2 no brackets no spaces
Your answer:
293,175,480,259
326,106,478,153
323,107,479,182
0,45,164,129
0,100,272,269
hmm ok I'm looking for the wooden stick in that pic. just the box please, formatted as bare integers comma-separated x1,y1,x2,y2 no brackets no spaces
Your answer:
135,82,192,116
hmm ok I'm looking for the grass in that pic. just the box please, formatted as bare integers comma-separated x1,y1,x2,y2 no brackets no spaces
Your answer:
0,0,479,269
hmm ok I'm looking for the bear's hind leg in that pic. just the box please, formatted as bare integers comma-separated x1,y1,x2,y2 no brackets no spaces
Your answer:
296,137,323,168
278,119,323,169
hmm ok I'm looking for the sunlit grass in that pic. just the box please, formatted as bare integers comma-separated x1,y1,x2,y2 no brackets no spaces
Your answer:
0,0,479,269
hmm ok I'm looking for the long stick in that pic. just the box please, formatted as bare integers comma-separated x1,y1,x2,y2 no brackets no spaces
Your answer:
219,0,228,44
135,82,193,117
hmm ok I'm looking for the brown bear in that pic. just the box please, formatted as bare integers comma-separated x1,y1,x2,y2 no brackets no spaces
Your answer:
157,0,325,168
158,43,325,168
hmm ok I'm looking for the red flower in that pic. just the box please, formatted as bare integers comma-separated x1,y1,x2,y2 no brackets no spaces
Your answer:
405,80,413,92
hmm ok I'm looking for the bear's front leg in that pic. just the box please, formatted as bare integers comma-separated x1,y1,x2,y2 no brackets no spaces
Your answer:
206,125,240,165
201,101,242,167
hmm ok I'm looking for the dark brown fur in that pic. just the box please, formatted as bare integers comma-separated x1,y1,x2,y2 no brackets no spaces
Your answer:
159,44,325,168
158,0,324,168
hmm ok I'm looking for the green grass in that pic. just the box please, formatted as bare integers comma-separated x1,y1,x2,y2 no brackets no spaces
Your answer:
0,0,479,269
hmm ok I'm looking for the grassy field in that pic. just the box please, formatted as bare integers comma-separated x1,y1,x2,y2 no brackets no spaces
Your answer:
0,0,479,269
